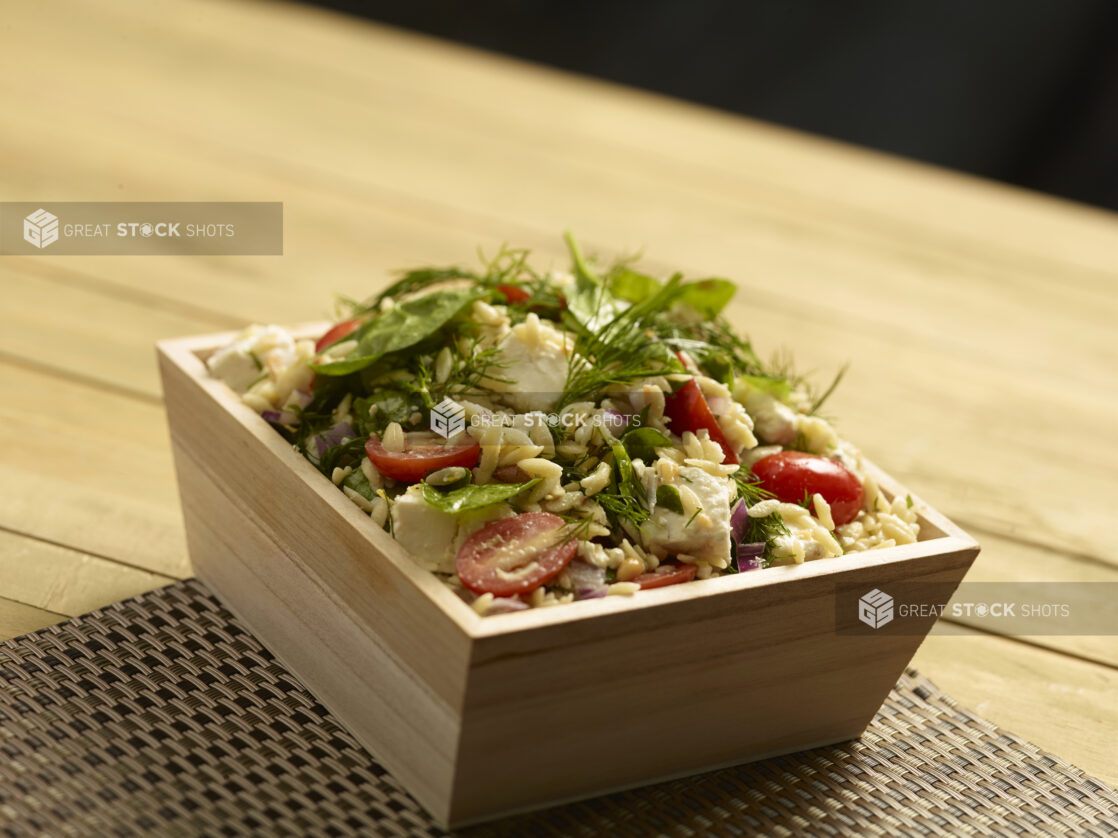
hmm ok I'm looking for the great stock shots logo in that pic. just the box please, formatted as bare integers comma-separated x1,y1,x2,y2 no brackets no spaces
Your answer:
2,202,283,255
429,397,466,439
858,588,894,629
23,208,59,249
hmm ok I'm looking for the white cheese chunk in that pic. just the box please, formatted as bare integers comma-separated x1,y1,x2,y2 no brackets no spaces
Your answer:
485,315,573,413
390,486,517,574
390,485,459,572
207,342,263,393
207,325,297,394
638,464,733,566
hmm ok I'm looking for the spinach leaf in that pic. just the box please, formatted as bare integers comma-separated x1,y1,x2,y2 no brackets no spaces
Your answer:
318,437,366,477
606,262,734,320
372,266,479,309
312,288,483,376
610,441,634,494
676,278,735,318
655,484,684,514
420,480,539,515
564,232,628,333
343,465,374,501
621,427,672,464
738,373,794,403
611,440,650,503
607,267,661,303
354,390,415,436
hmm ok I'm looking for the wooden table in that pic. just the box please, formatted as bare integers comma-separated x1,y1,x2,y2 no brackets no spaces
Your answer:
2,0,1115,788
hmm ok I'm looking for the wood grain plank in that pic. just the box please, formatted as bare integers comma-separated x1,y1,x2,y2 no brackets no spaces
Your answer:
0,596,64,643
7,0,1118,287
0,530,173,617
948,534,1118,668
0,263,230,400
913,627,1118,788
0,360,189,577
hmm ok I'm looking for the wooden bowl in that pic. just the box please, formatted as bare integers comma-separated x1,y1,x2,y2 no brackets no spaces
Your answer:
158,326,979,827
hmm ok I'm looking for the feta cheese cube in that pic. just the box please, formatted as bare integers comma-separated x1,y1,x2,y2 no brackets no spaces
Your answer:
390,485,459,572
638,464,734,565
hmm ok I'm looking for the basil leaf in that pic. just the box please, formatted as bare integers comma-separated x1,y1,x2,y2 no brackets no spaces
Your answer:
656,484,684,514
343,465,374,501
621,427,672,464
312,288,483,376
677,278,735,318
420,480,539,514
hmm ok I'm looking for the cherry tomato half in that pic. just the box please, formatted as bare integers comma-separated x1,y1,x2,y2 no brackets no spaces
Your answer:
496,284,531,304
663,378,739,465
633,562,698,589
751,451,865,527
364,433,480,483
456,512,576,597
315,319,361,353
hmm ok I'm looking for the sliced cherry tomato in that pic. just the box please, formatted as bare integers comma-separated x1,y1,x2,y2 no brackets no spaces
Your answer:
496,284,531,304
364,433,480,483
315,319,361,353
456,512,576,597
633,562,698,589
662,378,739,465
751,451,865,527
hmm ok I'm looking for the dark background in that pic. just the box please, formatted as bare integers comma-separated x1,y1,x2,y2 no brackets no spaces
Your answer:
308,0,1118,212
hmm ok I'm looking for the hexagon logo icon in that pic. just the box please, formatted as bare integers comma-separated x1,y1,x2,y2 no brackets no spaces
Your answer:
858,588,894,629
23,208,59,249
430,397,465,439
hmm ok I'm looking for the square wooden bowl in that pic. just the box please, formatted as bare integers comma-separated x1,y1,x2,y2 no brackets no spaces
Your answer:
158,326,980,828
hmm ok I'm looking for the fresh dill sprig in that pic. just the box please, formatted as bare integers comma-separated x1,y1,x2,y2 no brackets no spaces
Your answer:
808,363,848,416
731,470,789,566
732,471,773,507
595,490,650,527
445,336,512,399
559,234,682,406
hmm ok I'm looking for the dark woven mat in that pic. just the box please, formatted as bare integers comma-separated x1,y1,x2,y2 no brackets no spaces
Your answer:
1,580,1115,837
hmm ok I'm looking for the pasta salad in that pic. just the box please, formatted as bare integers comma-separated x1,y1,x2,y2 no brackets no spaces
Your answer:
207,235,919,615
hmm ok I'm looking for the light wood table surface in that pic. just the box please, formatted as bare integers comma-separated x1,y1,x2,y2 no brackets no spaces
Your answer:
2,0,1115,788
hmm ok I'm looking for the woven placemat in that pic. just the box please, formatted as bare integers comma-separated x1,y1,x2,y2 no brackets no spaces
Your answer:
1,580,1115,838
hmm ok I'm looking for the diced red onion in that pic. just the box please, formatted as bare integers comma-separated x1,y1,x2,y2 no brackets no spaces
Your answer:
290,389,313,409
566,561,606,589
735,541,766,572
262,408,299,425
485,597,530,614
315,421,356,456
565,560,609,600
730,499,751,543
737,555,764,572
454,589,529,614
575,587,609,600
